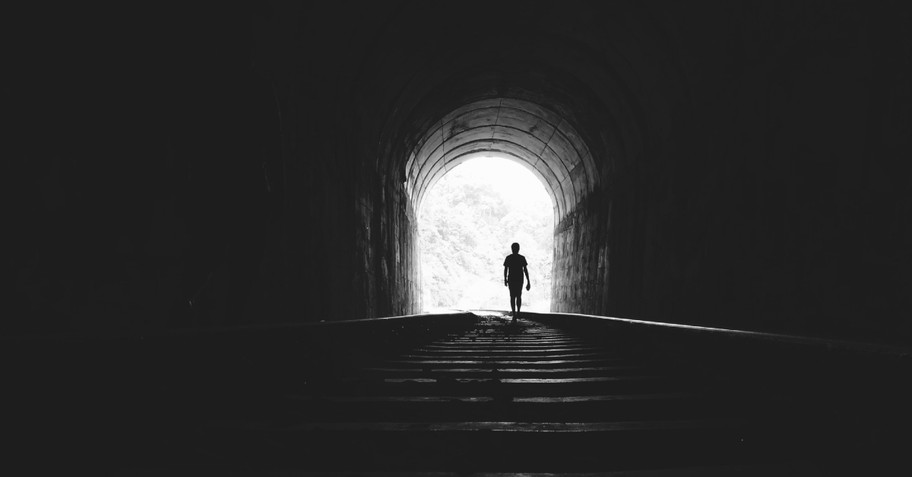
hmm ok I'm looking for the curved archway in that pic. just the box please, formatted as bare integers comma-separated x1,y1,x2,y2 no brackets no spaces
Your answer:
404,98,600,223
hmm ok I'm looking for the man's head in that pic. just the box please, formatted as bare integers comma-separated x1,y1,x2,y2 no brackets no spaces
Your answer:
511,242,520,253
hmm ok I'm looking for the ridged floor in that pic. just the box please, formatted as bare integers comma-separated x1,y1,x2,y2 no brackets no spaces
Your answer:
198,313,820,473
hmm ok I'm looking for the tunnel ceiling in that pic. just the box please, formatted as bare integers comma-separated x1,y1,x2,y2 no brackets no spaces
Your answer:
359,4,663,225
406,98,599,221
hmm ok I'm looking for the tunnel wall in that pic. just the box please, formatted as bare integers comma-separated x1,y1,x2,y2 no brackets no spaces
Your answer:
234,4,424,324
552,191,612,315
676,1,908,343
7,3,421,333
550,1,912,344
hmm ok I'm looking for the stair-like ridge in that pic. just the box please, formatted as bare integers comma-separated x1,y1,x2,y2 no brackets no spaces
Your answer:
195,313,818,471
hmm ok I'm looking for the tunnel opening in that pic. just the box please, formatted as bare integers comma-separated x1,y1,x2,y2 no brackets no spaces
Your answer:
404,98,600,225
401,97,602,316
418,155,554,313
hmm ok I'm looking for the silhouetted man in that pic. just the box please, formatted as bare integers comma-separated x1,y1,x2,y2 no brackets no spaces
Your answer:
503,242,531,320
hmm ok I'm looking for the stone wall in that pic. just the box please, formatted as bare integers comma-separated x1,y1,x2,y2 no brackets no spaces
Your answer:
552,191,612,315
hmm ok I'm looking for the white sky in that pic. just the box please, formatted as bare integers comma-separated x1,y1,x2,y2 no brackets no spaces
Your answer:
446,156,551,202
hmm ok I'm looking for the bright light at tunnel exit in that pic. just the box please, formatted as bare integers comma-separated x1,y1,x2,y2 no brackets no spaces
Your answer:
418,156,554,313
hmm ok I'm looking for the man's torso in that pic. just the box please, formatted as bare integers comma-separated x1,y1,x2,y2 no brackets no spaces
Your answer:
504,254,527,283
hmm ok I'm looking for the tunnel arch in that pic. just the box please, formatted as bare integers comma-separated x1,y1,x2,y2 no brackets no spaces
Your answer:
405,98,599,224
353,3,675,320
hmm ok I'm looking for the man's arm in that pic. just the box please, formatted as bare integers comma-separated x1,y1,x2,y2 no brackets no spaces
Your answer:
504,266,509,286
524,265,531,290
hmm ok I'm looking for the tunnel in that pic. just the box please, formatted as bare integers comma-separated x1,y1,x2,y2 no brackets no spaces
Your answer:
8,1,912,344
5,1,912,472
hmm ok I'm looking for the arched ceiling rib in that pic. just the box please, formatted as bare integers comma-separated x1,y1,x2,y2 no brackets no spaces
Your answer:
407,98,598,222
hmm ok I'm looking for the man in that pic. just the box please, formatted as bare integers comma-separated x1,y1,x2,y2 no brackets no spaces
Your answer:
503,242,531,320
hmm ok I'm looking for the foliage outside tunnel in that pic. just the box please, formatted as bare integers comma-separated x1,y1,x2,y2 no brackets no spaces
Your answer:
419,158,554,312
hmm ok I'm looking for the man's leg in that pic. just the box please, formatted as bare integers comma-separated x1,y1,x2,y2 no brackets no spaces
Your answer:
509,281,522,319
